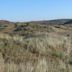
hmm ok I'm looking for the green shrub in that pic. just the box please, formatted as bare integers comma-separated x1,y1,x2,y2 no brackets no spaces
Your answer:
51,51,64,59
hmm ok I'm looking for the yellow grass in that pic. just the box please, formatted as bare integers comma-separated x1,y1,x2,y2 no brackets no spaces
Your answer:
0,32,72,72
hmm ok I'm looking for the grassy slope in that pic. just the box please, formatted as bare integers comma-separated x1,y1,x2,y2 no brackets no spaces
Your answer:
0,20,72,72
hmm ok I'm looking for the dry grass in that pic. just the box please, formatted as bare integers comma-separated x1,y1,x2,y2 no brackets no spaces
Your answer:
0,22,72,72
0,32,71,72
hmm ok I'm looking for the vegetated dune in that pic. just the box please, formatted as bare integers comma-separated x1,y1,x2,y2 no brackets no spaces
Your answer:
0,19,72,72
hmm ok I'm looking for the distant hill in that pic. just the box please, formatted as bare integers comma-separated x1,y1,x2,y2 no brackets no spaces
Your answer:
0,19,72,34
0,20,15,33
30,19,72,25
64,20,72,24
0,20,14,25
0,19,72,25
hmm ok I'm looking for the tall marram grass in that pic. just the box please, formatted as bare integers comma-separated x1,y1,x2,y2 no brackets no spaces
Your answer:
0,33,72,72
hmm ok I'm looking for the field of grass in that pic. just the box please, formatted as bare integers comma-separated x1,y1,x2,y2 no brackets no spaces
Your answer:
0,20,72,72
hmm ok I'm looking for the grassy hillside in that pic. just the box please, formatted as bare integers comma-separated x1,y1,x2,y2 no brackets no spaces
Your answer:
0,19,72,72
